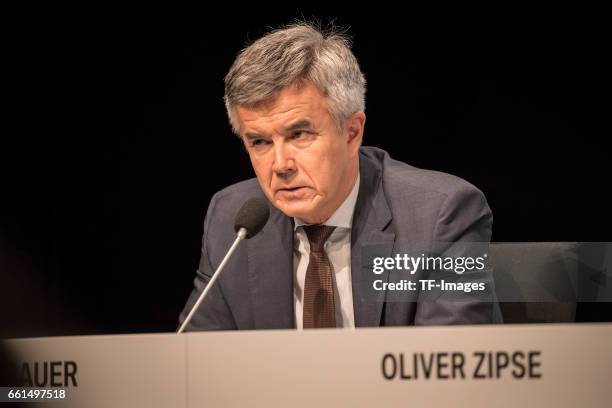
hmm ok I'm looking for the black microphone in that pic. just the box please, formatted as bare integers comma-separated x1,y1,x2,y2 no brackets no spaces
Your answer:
234,197,270,238
177,197,270,333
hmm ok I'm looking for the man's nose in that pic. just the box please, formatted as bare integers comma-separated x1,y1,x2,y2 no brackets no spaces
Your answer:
271,141,295,176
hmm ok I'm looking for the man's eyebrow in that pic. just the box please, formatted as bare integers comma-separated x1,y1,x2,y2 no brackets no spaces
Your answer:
284,119,313,132
244,132,267,141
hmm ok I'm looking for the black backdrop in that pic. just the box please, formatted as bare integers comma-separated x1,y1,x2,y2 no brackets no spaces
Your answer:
2,8,610,337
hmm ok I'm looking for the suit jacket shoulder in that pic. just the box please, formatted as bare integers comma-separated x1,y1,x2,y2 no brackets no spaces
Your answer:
359,146,492,243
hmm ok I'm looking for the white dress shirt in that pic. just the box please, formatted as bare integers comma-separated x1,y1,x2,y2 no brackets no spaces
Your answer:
293,174,360,329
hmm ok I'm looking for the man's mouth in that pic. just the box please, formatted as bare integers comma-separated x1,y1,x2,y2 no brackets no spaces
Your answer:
275,186,311,199
278,186,306,192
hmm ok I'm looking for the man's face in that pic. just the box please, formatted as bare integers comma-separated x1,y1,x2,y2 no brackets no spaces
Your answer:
236,82,364,224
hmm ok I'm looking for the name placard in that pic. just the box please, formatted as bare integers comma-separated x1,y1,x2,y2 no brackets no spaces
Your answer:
5,324,612,407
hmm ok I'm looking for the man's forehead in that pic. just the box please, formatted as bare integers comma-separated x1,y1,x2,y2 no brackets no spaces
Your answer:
236,83,329,132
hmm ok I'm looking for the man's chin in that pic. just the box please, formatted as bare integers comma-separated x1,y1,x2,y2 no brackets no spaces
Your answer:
274,200,319,221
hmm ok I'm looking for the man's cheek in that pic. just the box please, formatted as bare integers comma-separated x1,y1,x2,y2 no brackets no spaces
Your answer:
252,162,268,183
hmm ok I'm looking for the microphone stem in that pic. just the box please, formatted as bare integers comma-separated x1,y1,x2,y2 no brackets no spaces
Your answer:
177,227,248,334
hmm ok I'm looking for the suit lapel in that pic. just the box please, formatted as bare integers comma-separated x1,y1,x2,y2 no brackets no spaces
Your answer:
351,152,396,327
247,205,295,329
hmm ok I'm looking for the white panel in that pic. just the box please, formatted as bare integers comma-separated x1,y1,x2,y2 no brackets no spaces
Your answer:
187,324,612,407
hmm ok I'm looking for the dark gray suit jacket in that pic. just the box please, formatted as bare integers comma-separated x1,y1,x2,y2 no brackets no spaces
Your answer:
179,146,500,330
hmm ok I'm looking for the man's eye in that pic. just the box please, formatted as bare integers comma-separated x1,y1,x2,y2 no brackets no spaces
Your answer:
291,130,309,139
252,139,270,146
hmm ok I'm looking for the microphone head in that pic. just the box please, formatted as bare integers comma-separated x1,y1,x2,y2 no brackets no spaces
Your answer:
234,197,270,238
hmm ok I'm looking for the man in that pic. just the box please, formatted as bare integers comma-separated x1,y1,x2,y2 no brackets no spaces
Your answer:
179,23,499,330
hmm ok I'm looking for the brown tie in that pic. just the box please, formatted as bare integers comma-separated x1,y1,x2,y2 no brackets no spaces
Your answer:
302,225,336,329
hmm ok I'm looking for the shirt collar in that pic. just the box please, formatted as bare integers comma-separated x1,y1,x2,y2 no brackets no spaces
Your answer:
293,173,360,230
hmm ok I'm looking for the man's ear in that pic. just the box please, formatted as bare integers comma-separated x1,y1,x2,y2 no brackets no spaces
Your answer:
346,111,366,154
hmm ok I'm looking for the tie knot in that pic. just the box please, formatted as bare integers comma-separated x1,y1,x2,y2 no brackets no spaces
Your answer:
302,225,336,252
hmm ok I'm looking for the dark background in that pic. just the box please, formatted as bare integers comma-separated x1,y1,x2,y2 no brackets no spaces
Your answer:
1,7,610,337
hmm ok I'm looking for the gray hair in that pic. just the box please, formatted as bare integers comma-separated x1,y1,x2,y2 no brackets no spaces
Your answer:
224,22,366,135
